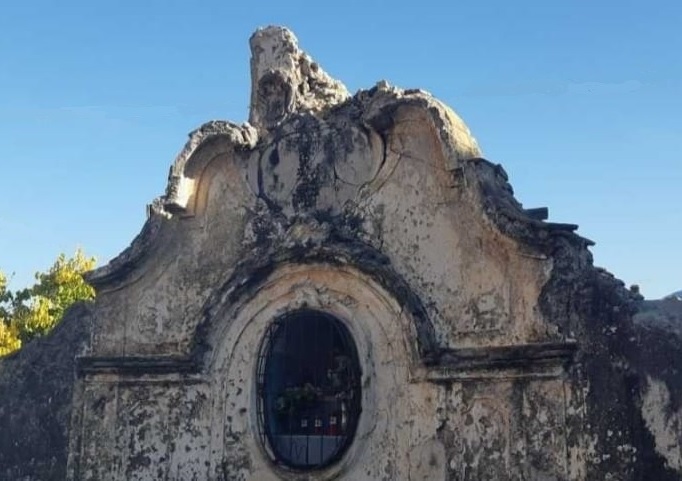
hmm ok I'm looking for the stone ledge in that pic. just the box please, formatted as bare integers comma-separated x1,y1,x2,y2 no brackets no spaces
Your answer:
76,355,198,376
424,341,577,382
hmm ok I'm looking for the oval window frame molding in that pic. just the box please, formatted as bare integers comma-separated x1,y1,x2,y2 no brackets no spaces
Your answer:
206,263,419,480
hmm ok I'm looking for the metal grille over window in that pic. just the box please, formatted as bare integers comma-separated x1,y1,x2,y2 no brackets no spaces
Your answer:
256,310,362,470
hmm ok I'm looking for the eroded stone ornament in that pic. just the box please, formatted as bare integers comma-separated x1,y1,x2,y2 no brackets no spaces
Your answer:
1,26,681,481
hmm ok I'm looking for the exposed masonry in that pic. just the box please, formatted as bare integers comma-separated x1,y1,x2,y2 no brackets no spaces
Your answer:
1,26,681,481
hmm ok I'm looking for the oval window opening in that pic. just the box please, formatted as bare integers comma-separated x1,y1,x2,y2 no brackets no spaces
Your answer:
256,310,362,470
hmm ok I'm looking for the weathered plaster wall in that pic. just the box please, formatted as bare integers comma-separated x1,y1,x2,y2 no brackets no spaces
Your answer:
0,303,93,481
69,378,211,480
2,25,682,481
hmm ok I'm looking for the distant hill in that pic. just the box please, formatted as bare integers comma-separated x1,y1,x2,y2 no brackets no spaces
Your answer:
635,290,682,336
664,289,682,301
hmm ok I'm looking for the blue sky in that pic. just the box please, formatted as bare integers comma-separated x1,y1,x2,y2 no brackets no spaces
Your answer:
1,0,680,298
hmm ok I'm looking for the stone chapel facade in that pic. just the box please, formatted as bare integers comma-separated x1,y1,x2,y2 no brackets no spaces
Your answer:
1,27,682,481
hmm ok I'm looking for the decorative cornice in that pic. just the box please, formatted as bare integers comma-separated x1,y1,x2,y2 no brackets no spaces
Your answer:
76,355,198,376
424,341,577,382
84,205,166,289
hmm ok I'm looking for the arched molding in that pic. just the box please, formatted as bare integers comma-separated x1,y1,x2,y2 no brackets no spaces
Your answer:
205,263,419,479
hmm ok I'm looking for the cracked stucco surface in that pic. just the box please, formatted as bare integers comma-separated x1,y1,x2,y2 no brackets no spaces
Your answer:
1,25,682,481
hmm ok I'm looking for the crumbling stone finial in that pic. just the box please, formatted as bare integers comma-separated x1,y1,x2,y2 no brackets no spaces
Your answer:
248,26,349,130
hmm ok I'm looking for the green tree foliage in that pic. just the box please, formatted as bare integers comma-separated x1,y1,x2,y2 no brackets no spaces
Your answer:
0,250,96,357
